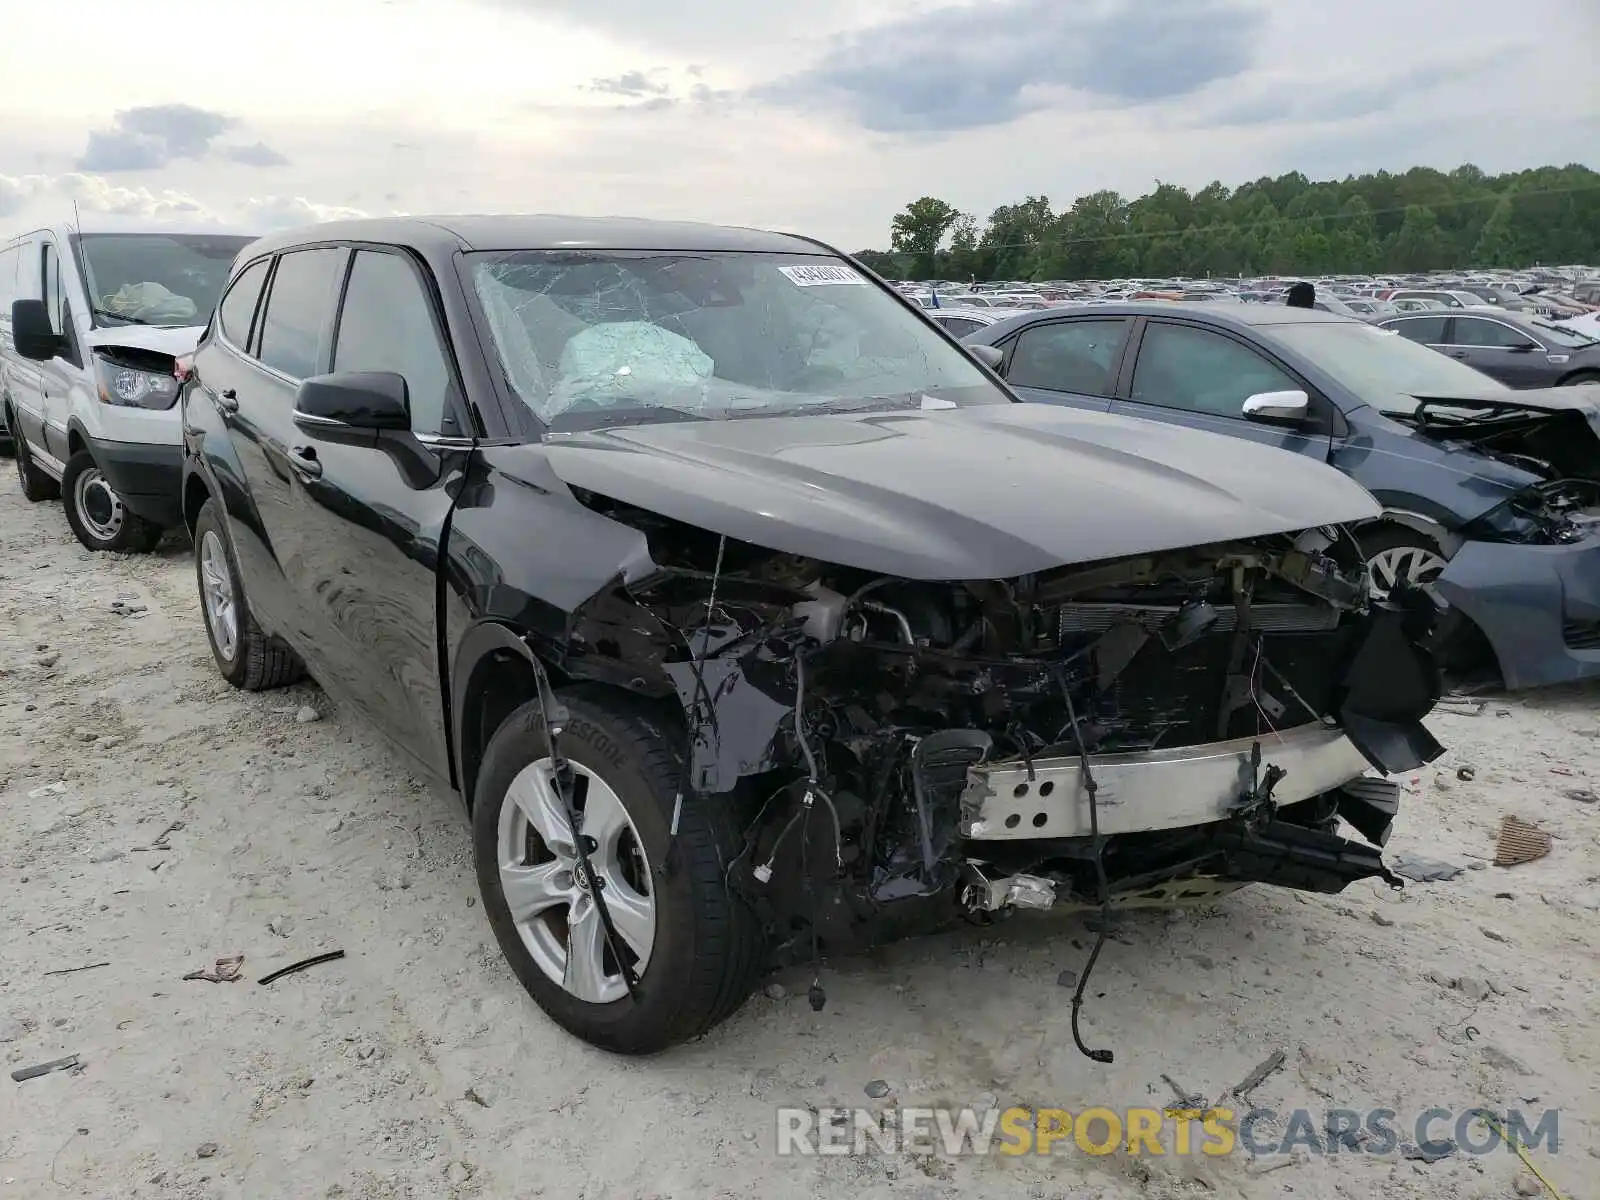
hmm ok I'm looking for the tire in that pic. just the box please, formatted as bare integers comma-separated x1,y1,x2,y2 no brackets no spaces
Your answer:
473,687,763,1054
61,451,164,553
193,498,304,690
1359,524,1447,600
1558,370,1600,387
13,427,61,502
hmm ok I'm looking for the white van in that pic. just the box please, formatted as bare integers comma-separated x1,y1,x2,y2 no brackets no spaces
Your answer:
1,218,258,550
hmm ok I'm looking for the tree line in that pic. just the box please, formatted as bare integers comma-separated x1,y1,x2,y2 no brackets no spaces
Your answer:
856,163,1600,282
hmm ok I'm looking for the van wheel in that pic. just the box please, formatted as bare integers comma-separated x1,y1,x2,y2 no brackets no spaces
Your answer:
193,498,304,690
13,431,61,502
61,452,163,552
473,688,764,1054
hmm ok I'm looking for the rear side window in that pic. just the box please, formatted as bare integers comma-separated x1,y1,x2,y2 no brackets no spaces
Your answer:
937,316,983,337
217,259,269,349
1007,319,1130,395
1387,316,1448,344
42,242,67,334
332,250,457,436
257,249,345,379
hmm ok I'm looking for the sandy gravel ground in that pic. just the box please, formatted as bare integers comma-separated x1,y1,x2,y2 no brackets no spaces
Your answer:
1,477,1597,1200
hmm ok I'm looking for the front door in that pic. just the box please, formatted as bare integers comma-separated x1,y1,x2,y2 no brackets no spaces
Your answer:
277,247,473,783
1107,319,1335,462
1443,316,1551,388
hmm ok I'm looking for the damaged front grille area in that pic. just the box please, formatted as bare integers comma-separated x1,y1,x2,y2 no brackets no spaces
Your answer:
554,500,1442,1038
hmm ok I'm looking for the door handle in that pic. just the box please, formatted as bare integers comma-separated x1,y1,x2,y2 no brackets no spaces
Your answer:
215,388,239,414
287,444,323,478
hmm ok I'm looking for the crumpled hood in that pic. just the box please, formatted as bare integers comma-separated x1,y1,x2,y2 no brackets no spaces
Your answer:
1411,382,1600,422
541,403,1381,580
83,325,204,357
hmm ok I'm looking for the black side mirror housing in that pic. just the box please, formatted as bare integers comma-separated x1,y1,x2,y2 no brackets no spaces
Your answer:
11,299,64,362
1513,341,1541,353
293,371,410,443
968,344,1004,371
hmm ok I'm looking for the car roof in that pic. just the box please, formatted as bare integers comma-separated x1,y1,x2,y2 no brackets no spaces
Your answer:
241,214,831,258
6,216,259,240
976,301,1359,339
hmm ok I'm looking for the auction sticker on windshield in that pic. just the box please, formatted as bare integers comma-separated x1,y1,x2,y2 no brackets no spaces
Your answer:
779,264,867,286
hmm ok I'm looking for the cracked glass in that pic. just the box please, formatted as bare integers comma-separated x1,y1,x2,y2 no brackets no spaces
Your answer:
468,250,1009,431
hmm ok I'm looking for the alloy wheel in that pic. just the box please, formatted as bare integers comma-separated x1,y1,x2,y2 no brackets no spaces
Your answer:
198,530,239,662
1367,544,1446,600
496,756,656,1005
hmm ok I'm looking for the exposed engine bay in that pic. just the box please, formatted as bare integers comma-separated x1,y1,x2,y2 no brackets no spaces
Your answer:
1404,397,1600,542
550,496,1443,1021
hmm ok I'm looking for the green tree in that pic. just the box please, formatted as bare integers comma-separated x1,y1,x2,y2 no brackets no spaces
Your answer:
890,197,962,279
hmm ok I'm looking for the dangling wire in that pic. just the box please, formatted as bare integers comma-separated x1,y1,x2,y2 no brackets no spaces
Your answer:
1057,670,1114,1064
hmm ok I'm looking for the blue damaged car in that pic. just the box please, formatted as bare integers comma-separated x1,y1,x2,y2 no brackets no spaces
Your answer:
963,303,1600,690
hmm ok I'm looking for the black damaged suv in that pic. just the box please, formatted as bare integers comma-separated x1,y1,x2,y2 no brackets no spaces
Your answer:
179,217,1440,1053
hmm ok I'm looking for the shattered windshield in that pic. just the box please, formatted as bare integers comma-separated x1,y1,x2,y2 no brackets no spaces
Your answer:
1266,321,1510,416
74,233,254,327
468,250,1008,430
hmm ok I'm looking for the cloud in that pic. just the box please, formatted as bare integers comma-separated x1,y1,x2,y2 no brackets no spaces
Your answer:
756,0,1267,133
220,141,292,167
587,70,670,97
239,195,371,228
76,104,289,172
1204,57,1503,129
0,170,220,222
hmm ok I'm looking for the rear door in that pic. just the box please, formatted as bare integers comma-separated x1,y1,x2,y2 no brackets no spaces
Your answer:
994,315,1132,411
215,246,348,641
277,245,473,781
1107,318,1336,461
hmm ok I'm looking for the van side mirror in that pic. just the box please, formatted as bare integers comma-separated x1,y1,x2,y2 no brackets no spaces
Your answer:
1241,389,1310,423
968,344,1004,371
293,371,410,444
11,300,64,362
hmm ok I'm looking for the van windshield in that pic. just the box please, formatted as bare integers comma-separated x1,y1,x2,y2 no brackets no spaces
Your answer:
74,234,254,327
468,250,1008,431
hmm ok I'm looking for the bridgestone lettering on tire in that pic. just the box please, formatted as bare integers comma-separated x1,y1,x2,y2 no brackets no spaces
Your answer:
192,498,304,691
472,687,763,1054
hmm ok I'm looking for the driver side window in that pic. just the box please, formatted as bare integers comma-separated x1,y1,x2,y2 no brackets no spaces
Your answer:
1130,323,1299,418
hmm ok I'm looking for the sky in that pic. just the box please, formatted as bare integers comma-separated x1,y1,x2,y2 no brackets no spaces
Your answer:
1,0,1596,249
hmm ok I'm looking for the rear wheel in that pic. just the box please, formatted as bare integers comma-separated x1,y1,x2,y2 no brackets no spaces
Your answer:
13,428,61,502
473,689,763,1054
61,451,163,552
1558,370,1600,387
193,498,304,690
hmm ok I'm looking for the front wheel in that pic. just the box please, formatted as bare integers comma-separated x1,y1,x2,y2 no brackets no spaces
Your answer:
472,688,763,1054
61,451,163,552
1360,525,1446,600
193,498,304,690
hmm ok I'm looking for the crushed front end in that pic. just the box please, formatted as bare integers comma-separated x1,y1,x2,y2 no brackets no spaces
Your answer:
554,506,1444,979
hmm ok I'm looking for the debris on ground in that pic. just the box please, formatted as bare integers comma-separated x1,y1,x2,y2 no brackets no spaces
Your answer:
1566,788,1598,804
1456,765,1477,782
762,982,786,1000
109,600,148,617
1481,927,1510,943
294,706,322,724
464,1086,491,1108
196,1142,218,1159
183,955,244,984
1160,1073,1204,1112
41,962,109,977
1228,1048,1287,1099
1400,1139,1456,1163
1370,911,1396,927
257,950,345,986
863,1080,891,1099
1392,855,1465,882
1495,816,1554,867
1056,968,1078,988
11,1055,81,1082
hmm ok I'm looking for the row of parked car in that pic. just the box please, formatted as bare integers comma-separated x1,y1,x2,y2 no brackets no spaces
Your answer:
0,212,1579,1056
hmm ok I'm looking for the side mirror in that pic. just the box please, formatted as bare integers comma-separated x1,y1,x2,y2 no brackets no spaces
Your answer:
968,344,1004,371
1511,340,1540,353
11,299,64,362
293,371,409,442
1242,389,1310,423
